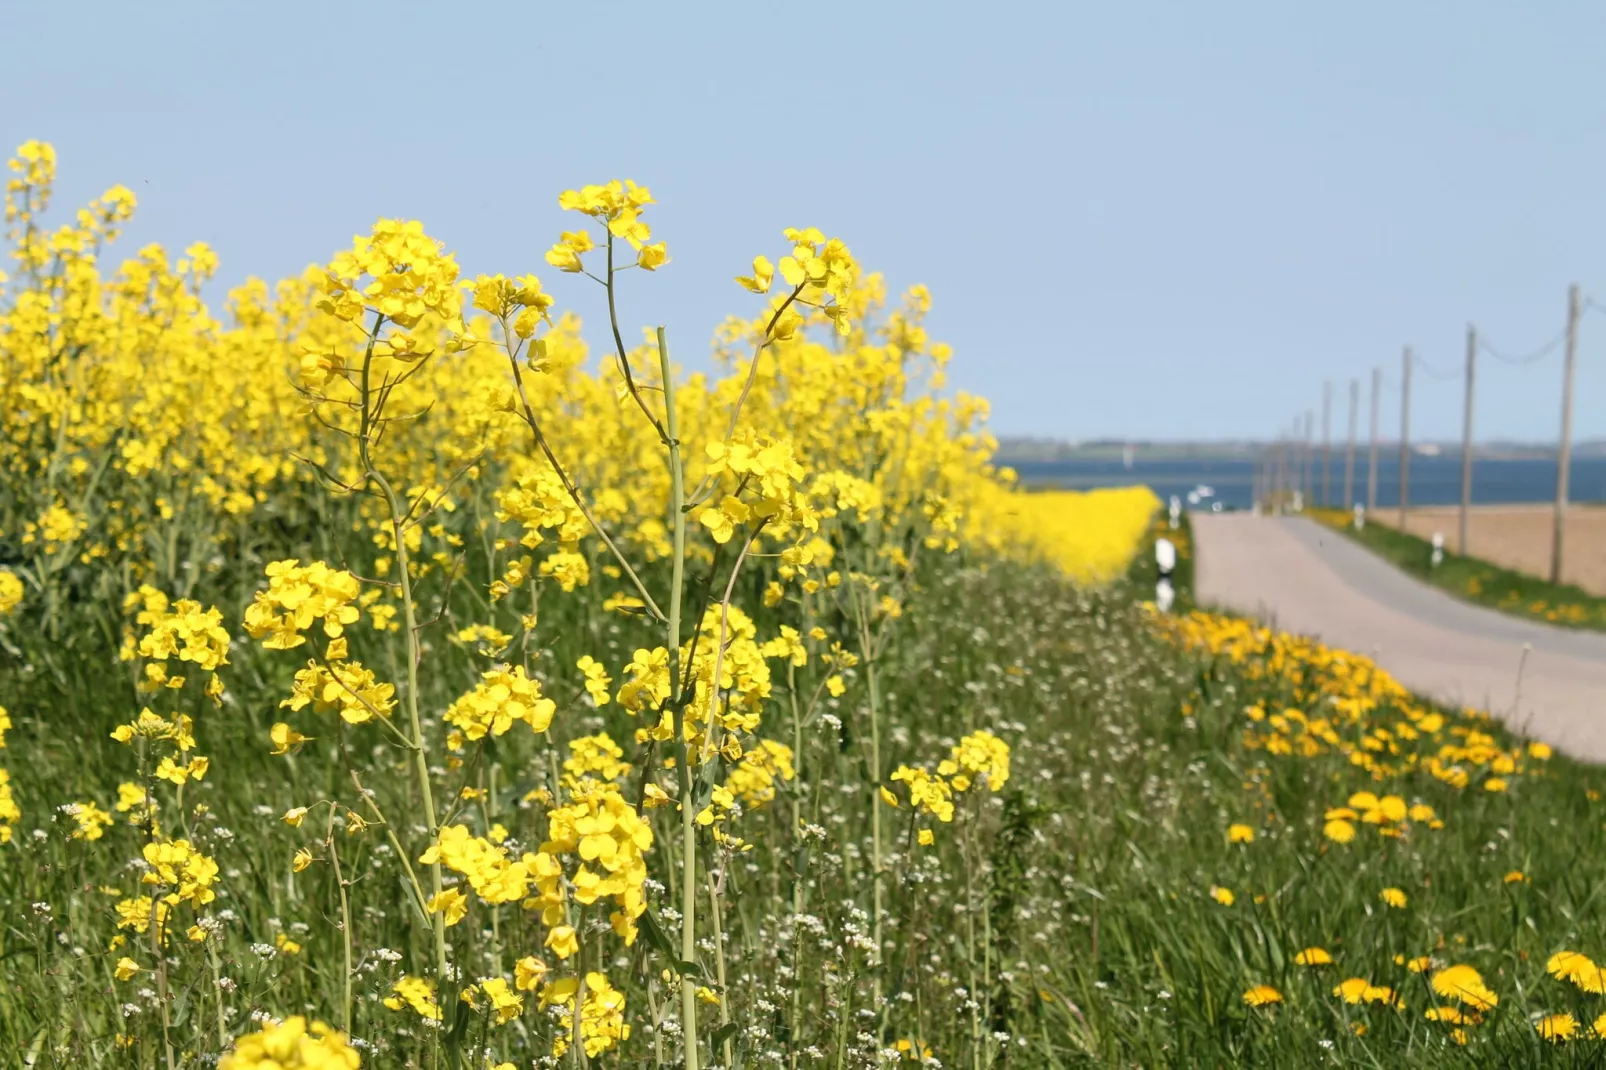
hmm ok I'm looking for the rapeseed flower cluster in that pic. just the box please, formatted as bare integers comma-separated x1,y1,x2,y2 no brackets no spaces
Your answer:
219,1017,360,1070
444,665,556,741
886,730,1014,840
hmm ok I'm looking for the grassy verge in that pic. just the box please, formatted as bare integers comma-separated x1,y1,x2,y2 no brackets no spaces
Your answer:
1124,510,1195,610
1309,508,1606,631
5,522,1606,1064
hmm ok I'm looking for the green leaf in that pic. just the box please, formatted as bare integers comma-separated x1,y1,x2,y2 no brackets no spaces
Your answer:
638,906,680,963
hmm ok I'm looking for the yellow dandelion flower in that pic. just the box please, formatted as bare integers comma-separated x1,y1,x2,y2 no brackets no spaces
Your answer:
1333,978,1370,1004
1242,985,1282,1007
1432,964,1498,1011
1547,950,1606,993
1362,985,1400,1008
1537,1013,1578,1042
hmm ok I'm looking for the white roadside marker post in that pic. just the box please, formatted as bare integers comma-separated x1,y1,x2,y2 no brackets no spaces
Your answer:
1155,536,1177,613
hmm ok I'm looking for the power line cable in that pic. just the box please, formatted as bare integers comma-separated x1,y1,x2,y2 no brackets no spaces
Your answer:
1411,352,1462,382
1477,325,1568,366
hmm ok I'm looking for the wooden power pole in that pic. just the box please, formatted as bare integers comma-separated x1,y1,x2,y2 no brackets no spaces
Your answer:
1302,410,1314,508
1459,325,1476,555
1321,381,1332,507
1367,366,1381,513
1552,283,1581,584
1398,347,1412,529
1344,378,1358,507
1272,433,1284,510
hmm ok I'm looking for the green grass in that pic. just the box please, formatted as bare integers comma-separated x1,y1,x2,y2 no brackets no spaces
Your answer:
5,522,1606,1066
1310,508,1606,632
1125,512,1195,611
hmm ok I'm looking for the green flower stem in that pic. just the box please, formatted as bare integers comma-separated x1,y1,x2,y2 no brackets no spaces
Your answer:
657,326,700,1070
708,866,735,1068
354,311,449,1011
326,807,354,1036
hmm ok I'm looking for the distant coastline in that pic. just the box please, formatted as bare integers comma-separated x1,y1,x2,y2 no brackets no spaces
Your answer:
995,437,1606,466
1002,453,1606,510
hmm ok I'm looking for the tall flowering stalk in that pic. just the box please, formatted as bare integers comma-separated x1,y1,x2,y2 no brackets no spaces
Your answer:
270,219,470,1006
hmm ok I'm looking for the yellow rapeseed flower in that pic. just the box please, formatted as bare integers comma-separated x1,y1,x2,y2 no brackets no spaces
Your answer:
218,1016,359,1069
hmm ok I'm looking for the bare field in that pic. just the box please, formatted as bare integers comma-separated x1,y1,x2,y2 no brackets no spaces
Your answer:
1374,503,1606,595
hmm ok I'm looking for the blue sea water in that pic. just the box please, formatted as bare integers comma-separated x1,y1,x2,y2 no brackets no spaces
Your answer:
1009,455,1606,512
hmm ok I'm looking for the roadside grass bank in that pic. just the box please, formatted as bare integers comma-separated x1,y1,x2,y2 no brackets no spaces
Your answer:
1309,508,1606,633
6,494,1606,1065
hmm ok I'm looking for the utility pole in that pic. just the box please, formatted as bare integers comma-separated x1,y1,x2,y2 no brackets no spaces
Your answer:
1292,419,1303,508
1251,449,1259,510
1285,421,1295,508
1271,434,1282,511
1302,410,1314,509
1344,378,1358,507
1287,418,1297,507
1398,347,1412,530
1459,325,1476,556
1321,381,1332,507
1367,366,1381,513
1278,430,1291,512
1552,283,1581,584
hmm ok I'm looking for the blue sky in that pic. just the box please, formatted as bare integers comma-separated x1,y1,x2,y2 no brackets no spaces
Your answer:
7,1,1605,442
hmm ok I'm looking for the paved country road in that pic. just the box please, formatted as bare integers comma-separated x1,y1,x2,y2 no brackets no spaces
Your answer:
1191,513,1606,762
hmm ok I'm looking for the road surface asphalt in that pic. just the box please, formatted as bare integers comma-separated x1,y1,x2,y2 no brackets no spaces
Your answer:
1191,513,1606,761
